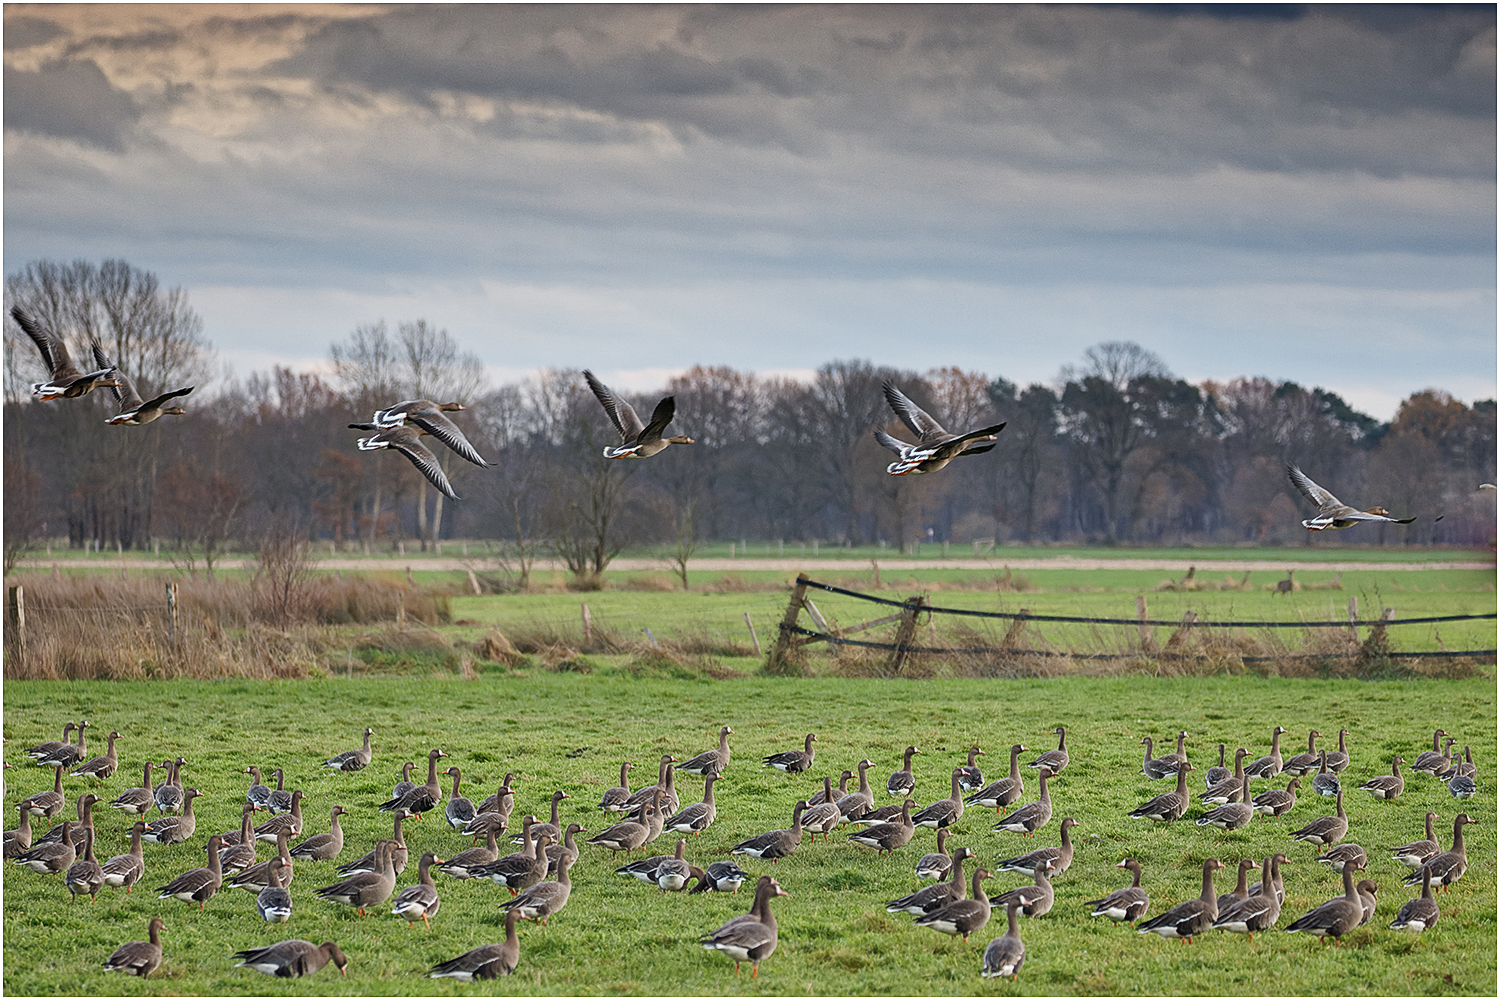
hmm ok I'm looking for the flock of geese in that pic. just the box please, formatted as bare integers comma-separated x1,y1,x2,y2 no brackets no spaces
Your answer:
3,715,1483,985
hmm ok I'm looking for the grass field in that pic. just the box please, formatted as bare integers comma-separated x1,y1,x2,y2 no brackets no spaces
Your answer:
2,674,1493,996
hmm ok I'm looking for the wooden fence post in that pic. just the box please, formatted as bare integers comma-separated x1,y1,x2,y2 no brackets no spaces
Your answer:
8,584,25,648
766,575,811,673
165,582,178,651
1357,606,1395,667
581,602,592,644
1135,596,1157,654
1164,610,1198,654
743,612,761,656
1001,609,1029,650
396,590,406,628
467,568,482,595
885,594,927,674
1346,597,1359,644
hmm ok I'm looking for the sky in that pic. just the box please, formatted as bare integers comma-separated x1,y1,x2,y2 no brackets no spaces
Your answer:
4,3,1495,420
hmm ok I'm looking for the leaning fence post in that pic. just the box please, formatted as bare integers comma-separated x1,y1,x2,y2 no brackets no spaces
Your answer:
886,594,926,674
743,612,762,656
1135,596,1157,654
1164,610,1198,654
467,568,482,595
581,602,592,644
767,574,811,673
1346,597,1359,644
1001,609,1030,650
8,584,25,649
165,582,178,651
396,590,406,629
1358,606,1395,666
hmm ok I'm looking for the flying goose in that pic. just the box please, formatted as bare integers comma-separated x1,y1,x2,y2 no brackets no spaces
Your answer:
1288,465,1416,530
1137,858,1224,944
232,939,348,978
1084,858,1149,925
584,371,694,459
371,400,491,467
323,728,374,772
12,306,121,400
429,910,520,979
351,424,460,500
875,381,1006,476
103,917,164,977
966,744,1026,815
91,344,192,424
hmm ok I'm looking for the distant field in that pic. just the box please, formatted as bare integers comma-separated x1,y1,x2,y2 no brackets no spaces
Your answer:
2,675,1493,996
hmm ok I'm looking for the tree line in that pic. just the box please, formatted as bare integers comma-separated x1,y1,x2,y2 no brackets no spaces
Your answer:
5,260,1495,578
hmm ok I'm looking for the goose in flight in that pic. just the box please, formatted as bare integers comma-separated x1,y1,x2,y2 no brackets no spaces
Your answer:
371,400,490,467
584,370,694,459
874,382,1006,475
12,306,121,400
350,424,460,500
1287,465,1415,531
91,345,194,426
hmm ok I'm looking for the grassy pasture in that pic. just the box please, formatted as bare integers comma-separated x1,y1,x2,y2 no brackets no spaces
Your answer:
2,674,1493,996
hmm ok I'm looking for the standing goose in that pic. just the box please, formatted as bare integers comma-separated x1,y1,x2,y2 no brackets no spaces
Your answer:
981,900,1028,981
514,789,570,846
847,799,916,856
835,758,877,821
90,343,192,424
1085,858,1150,925
1317,843,1367,874
915,867,995,941
1244,726,1288,780
1323,728,1351,772
888,846,976,915
380,748,448,817
339,812,408,876
243,766,271,812
1390,812,1440,869
1215,858,1261,912
475,817,549,892
65,827,105,902
1447,772,1477,799
808,770,850,808
463,788,515,844
391,762,419,802
323,728,374,773
313,839,396,915
762,733,817,774
18,764,66,824
624,755,677,811
157,833,224,911
24,723,75,763
1403,814,1476,893
216,804,260,872
689,860,751,895
265,767,293,814
1196,774,1255,831
103,917,164,977
500,851,576,924
1310,751,1341,798
443,767,476,832
700,875,786,979
730,800,807,863
991,859,1056,918
12,307,121,399
142,787,202,845
1200,748,1250,804
956,746,986,792
600,762,635,814
155,757,187,816
1359,756,1406,800
1287,464,1416,530
1247,852,1288,906
966,744,1026,815
101,821,147,893
1357,877,1379,927
585,798,656,858
914,827,957,881
996,769,1056,836
12,819,76,874
663,774,719,837
1204,743,1230,787
1439,745,1477,781
111,761,159,816
372,400,490,467
257,857,294,924
584,371,694,459
1141,732,1187,780
228,828,295,893
1251,777,1301,817
1137,858,1225,944
1289,790,1348,853
1029,728,1070,775
1417,737,1458,779
1284,860,1366,942
4,804,33,858
1389,868,1440,933
429,909,519,979
1411,729,1450,775
888,746,921,798
233,940,348,978
289,805,346,863
997,816,1079,878
253,790,306,843
1212,856,1282,941
874,381,1006,476
913,768,967,830
679,726,734,777
391,851,443,929
35,792,98,849
70,730,120,781
801,779,843,839
351,423,460,499
1128,763,1194,823
545,822,586,877
437,828,500,880
1282,730,1324,777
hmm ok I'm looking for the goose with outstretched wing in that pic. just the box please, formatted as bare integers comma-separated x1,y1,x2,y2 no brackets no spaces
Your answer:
12,306,121,400
350,424,459,500
91,344,194,425
371,400,490,467
584,370,694,459
1287,465,1415,531
875,381,1005,475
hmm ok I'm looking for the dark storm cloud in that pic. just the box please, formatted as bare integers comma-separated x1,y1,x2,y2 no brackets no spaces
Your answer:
3,57,139,150
3,15,64,50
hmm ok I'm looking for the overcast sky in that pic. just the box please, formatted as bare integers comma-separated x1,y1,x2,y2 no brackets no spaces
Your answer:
4,3,1495,419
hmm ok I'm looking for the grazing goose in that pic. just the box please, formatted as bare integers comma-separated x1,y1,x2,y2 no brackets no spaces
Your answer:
1389,867,1439,933
1410,729,1450,775
1284,860,1366,942
103,821,148,893
290,805,346,863
1244,726,1288,779
679,726,734,777
313,839,396,915
1447,772,1477,799
18,764,66,824
1247,852,1288,906
1390,812,1440,869
1128,763,1193,823
111,761,158,815
584,371,694,459
966,744,1026,815
103,917,164,977
545,822,586,877
437,829,500,880
1141,732,1187,780
475,820,551,894
915,827,957,881
323,728,373,772
1403,814,1475,893
257,857,294,924
1204,743,1230,787
91,343,192,424
847,798,916,856
664,774,720,837
1200,748,1250,804
1287,464,1416,530
514,789,570,846
1196,774,1255,830
1359,756,1406,800
874,381,1006,475
982,900,1027,980
956,746,986,792
998,816,1078,879
1310,751,1341,798
731,800,807,863
762,733,817,774
835,759,877,821
1137,858,1224,944
888,745,921,798
340,812,409,876
585,799,657,858
228,828,295,893
1212,856,1282,941
13,819,76,874
443,767,476,832
65,827,105,902
265,767,292,814
391,851,443,929
380,748,447,817
215,804,259,872
617,838,688,886
371,400,490,467
351,423,460,499
1029,728,1070,775
1323,728,1351,772
429,910,520,979
155,757,187,816
1215,858,1261,912
24,723,76,763
700,875,786,978
157,833,223,910
13,307,121,399
253,789,305,843
233,940,348,978
500,851,575,923
807,771,849,808
142,787,202,845
915,867,994,941
689,860,750,895
243,765,271,812
624,756,678,813
991,859,1056,918
1289,790,1347,853
996,769,1055,836
4,804,33,858
1282,730,1324,777
600,762,635,814
913,768,967,830
391,762,418,802
1251,777,1301,817
70,729,120,780
888,847,976,915
1085,858,1149,925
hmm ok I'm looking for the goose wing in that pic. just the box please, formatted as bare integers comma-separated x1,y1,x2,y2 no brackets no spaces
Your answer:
873,429,914,456
92,344,145,410
13,306,82,382
1287,465,1345,514
635,395,675,445
409,411,490,467
388,431,460,500
883,382,950,442
584,370,645,441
